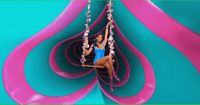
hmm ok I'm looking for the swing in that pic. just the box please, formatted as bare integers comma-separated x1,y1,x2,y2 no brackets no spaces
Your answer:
81,64,104,68
80,0,115,68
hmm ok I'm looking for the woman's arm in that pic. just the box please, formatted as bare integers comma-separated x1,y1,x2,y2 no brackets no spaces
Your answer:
85,44,94,56
102,22,110,47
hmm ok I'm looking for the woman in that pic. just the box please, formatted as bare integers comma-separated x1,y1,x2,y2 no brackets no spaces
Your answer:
85,22,120,91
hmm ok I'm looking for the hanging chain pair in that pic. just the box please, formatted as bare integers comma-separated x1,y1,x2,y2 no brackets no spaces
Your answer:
81,0,115,65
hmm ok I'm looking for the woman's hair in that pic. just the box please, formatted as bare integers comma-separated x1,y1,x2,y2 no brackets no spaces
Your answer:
97,32,104,36
93,39,97,47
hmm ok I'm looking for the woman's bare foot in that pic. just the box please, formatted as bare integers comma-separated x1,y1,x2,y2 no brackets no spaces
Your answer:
113,70,120,81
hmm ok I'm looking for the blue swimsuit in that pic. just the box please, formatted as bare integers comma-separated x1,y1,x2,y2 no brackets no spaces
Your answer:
93,46,105,64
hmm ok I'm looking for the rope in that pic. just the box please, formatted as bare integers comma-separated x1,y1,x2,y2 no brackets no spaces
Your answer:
107,0,115,61
80,0,91,65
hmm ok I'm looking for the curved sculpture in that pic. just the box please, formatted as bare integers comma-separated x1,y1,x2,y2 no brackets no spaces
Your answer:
3,0,199,104
2,0,97,104
121,0,200,73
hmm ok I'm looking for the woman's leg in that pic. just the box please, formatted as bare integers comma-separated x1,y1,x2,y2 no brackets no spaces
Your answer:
104,62,114,91
106,55,114,70
94,55,112,66
94,57,114,91
95,56,114,70
103,56,120,81
94,56,120,81
103,62,113,79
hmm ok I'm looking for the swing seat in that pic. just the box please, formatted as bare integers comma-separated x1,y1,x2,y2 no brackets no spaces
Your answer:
82,64,104,68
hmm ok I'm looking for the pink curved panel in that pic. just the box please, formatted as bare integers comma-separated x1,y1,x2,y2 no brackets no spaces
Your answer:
3,0,98,104
98,21,156,104
50,38,94,78
121,0,200,73
49,6,108,78
3,0,156,104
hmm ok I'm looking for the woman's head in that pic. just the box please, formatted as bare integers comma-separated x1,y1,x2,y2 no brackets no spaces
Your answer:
96,33,104,43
